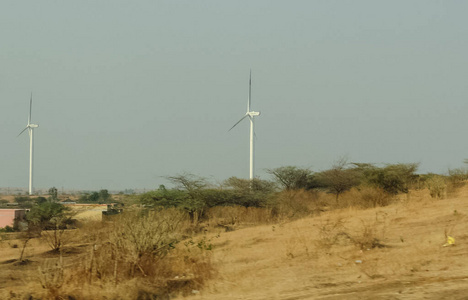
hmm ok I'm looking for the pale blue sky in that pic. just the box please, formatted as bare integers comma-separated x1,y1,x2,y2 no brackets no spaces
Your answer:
1,1,468,190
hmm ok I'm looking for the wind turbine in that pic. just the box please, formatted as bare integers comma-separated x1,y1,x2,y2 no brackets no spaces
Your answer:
229,71,261,181
17,93,39,195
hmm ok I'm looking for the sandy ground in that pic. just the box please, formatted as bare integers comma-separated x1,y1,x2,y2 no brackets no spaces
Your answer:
182,189,468,300
68,204,107,221
0,189,467,299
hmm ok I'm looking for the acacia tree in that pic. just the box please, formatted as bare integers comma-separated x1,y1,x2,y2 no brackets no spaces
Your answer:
167,173,208,224
98,189,111,202
267,166,316,190
79,190,111,203
139,185,187,207
223,177,276,207
27,201,74,252
363,163,419,195
318,158,360,202
18,223,42,262
48,187,58,201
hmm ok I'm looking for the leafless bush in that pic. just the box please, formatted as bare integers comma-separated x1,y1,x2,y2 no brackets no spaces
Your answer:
98,208,190,279
447,168,468,196
328,186,392,209
207,206,274,228
357,186,391,208
352,222,384,250
41,227,73,254
426,176,446,199
119,209,184,250
315,212,388,251
242,207,274,224
448,168,468,183
351,213,388,250
63,207,215,297
314,217,349,250
37,255,64,299
272,189,320,221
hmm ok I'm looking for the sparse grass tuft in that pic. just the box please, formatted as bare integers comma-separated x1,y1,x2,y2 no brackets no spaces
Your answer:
314,217,348,251
351,212,388,250
314,211,388,251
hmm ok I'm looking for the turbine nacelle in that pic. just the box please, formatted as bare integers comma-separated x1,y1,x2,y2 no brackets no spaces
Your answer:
17,124,39,137
248,111,260,117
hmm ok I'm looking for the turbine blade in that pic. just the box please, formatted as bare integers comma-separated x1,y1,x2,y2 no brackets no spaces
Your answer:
247,70,251,112
17,127,28,137
29,93,32,124
228,114,248,131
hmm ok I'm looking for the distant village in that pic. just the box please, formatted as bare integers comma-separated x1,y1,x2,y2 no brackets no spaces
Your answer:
0,187,147,196
0,188,126,230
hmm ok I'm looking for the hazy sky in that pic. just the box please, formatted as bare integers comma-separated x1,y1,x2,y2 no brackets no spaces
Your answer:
2,1,468,191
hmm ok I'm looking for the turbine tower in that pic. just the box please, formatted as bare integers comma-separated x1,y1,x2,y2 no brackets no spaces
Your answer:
17,94,39,195
229,71,261,180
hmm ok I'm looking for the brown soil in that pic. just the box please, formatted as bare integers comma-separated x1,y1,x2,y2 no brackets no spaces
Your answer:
181,189,468,300
1,188,467,299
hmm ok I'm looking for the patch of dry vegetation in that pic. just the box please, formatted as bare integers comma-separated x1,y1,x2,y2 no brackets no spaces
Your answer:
191,189,468,300
1,182,468,299
0,208,217,299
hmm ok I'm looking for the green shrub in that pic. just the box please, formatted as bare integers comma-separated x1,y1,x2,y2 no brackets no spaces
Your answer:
317,167,360,201
267,166,317,190
78,189,113,203
15,196,34,208
27,201,75,251
0,225,14,233
139,176,276,225
361,163,419,195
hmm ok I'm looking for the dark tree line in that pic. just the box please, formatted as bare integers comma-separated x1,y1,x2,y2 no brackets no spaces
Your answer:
267,161,419,200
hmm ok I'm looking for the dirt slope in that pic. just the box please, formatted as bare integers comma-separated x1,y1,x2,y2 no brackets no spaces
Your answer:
183,189,468,300
1,188,467,299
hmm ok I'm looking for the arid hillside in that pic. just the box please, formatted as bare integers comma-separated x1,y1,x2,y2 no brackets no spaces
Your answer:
183,189,468,300
0,186,467,299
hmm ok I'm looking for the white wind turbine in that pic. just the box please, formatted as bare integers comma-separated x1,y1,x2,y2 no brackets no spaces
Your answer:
229,71,261,181
17,94,39,195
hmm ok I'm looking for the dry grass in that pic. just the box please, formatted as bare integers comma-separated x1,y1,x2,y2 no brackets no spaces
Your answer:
426,175,447,199
206,206,274,231
272,189,323,220
186,188,468,300
2,186,468,299
324,186,392,209
0,208,216,299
